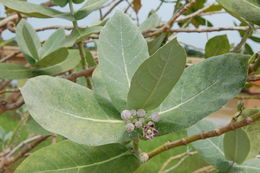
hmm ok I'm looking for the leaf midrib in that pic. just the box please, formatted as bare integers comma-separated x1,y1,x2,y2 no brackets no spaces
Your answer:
37,151,130,173
160,80,218,115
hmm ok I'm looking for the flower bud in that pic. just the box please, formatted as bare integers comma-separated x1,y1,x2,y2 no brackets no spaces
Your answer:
121,110,132,120
137,109,146,117
139,118,145,123
139,153,149,163
135,121,142,128
125,123,135,132
130,109,137,116
151,112,160,122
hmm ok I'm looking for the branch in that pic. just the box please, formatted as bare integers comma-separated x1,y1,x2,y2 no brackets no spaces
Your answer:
101,0,124,20
0,99,24,114
192,165,216,173
63,67,95,81
147,113,260,159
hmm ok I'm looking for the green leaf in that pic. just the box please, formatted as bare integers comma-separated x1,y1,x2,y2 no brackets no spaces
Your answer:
229,159,260,173
205,35,230,58
39,28,66,59
0,63,35,80
239,108,260,160
63,25,103,47
217,0,260,25
37,49,81,75
51,0,68,7
127,39,186,111
35,48,68,67
139,11,161,32
98,11,149,111
157,54,248,135
223,128,251,164
147,33,167,55
21,76,129,146
16,141,140,173
187,120,232,172
0,0,72,20
75,0,107,20
16,19,41,64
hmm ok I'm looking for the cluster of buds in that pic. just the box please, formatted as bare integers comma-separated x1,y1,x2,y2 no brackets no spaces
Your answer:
121,109,160,140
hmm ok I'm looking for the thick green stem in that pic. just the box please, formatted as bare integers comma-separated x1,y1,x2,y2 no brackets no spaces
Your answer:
133,138,139,153
68,0,92,88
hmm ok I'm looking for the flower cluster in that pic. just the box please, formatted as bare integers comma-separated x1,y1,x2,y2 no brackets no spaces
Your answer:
121,109,160,140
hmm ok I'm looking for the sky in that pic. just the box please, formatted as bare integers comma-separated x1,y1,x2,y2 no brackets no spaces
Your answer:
0,0,259,52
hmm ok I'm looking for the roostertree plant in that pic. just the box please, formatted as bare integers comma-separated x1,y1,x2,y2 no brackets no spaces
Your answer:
15,11,254,172
0,0,259,172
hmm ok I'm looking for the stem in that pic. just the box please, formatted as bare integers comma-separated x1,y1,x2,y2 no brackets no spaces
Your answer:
133,138,139,153
68,0,92,88
147,113,260,159
232,28,252,53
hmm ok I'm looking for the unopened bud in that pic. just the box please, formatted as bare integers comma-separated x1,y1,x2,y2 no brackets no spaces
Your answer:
121,110,132,120
139,153,149,163
137,109,146,117
130,109,137,116
125,123,135,132
151,112,160,122
135,121,142,128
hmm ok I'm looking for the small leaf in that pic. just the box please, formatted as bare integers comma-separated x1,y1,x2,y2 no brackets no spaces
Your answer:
147,33,167,55
21,76,129,146
217,0,260,25
133,0,142,13
223,128,251,164
205,35,230,58
37,49,81,75
187,120,232,172
139,11,161,32
98,11,149,111
16,20,41,64
75,0,107,20
50,0,68,7
0,63,35,80
16,141,140,173
127,39,186,111
0,0,72,20
39,28,66,59
157,54,248,135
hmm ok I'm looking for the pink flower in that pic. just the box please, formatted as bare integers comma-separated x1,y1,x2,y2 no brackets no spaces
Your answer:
143,122,159,139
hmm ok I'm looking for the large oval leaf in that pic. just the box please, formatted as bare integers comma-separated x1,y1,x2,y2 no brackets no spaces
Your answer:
223,128,251,164
20,76,130,146
16,141,140,173
98,11,149,111
157,54,248,135
229,159,260,173
187,120,232,172
217,0,260,25
139,11,161,32
127,39,186,111
0,0,72,20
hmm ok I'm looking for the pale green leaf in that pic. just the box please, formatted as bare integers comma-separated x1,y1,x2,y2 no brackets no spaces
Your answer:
223,128,251,164
147,33,167,55
0,63,35,80
157,54,248,135
98,11,149,111
205,35,230,58
187,120,232,172
0,0,72,20
16,141,140,173
50,0,68,7
217,0,260,25
127,39,186,111
37,50,81,75
75,0,107,20
139,11,161,32
16,19,41,64
39,28,66,59
21,76,130,146
229,159,260,173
